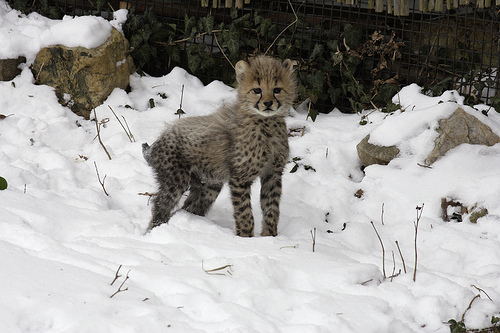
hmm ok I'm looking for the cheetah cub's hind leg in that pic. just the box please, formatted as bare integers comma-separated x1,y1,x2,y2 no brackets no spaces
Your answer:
144,139,191,231
149,166,190,230
182,174,223,216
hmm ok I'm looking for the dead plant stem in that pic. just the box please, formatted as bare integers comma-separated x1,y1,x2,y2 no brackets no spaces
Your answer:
371,221,386,279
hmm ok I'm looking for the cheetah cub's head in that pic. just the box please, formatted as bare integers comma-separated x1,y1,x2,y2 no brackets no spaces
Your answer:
235,55,297,117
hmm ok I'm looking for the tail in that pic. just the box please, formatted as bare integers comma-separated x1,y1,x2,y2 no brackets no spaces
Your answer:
142,142,152,165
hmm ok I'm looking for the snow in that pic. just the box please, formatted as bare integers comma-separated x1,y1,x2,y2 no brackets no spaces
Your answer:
1,2,500,332
0,1,126,63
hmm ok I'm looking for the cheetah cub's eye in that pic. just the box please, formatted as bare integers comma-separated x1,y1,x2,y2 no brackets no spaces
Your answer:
253,88,262,94
273,88,282,94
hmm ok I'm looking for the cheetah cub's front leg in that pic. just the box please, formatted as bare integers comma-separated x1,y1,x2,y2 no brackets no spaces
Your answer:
259,169,283,236
229,178,255,237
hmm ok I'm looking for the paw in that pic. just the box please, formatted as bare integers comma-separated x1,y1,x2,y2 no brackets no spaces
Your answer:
261,226,277,237
235,229,254,237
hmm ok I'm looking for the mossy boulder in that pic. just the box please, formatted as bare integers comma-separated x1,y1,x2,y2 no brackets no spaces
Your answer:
32,27,134,119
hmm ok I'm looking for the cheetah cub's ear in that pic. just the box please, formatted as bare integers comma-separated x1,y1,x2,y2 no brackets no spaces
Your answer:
281,58,294,71
235,60,250,84
235,57,295,84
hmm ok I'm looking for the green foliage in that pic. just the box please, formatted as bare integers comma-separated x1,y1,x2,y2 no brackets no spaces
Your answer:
289,157,316,173
124,7,179,75
9,0,62,18
0,177,7,190
447,315,500,333
448,319,466,333
121,6,404,115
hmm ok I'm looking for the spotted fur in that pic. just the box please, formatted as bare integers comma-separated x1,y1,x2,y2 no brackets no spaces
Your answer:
143,55,297,237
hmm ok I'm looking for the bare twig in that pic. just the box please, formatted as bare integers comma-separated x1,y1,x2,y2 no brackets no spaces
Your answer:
472,285,493,301
417,163,432,169
310,228,317,252
110,265,123,285
175,85,186,118
461,294,481,322
108,105,135,142
371,221,386,279
93,108,112,160
122,116,135,142
388,270,401,280
138,192,156,205
306,99,313,121
94,161,109,196
165,29,225,45
381,203,385,225
264,0,299,55
213,31,234,69
395,240,407,274
280,244,299,250
202,261,233,276
413,204,424,282
390,250,396,282
35,61,45,82
110,269,131,298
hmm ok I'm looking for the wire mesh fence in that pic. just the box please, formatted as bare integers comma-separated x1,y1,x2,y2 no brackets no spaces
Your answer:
12,0,500,111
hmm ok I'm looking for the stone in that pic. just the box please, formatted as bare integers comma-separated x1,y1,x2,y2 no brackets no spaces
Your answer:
32,27,134,119
0,56,26,81
425,108,500,165
356,134,400,167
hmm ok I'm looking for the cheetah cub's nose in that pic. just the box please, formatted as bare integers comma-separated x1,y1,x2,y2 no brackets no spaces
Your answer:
263,100,273,108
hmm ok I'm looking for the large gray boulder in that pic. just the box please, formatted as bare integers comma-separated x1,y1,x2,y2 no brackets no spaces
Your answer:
32,27,134,119
425,108,500,165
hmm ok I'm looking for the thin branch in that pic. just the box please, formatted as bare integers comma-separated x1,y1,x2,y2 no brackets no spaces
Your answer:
472,285,493,301
213,31,234,69
381,203,385,225
121,116,136,142
461,294,481,322
413,204,424,282
94,161,109,196
165,29,225,45
264,0,299,55
371,221,386,279
280,244,299,250
175,85,186,118
390,250,396,282
395,240,407,274
35,61,45,82
202,261,233,276
310,228,316,252
110,264,123,285
138,192,156,205
93,107,112,160
110,269,131,298
108,105,135,142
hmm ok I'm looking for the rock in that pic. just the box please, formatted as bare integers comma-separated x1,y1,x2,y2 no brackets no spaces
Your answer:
0,56,26,81
356,134,400,167
32,27,134,119
425,108,500,165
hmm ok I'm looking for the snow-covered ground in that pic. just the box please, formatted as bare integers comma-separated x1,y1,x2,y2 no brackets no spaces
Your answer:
1,2,500,332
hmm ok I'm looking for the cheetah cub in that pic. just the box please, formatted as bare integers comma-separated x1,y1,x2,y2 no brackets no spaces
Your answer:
142,55,297,237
